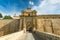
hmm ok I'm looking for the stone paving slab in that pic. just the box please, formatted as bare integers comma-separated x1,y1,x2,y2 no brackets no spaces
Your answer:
0,31,25,40
0,31,35,40
25,32,35,40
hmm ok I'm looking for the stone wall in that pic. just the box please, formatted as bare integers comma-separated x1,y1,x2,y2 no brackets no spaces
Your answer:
37,19,44,32
0,19,20,36
37,19,60,35
52,19,60,35
35,31,60,40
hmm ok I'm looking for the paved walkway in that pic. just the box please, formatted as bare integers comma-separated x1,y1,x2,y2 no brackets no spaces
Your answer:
25,32,35,40
0,31,26,40
0,31,35,40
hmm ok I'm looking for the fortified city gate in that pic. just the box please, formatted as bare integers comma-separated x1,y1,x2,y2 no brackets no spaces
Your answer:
20,8,37,31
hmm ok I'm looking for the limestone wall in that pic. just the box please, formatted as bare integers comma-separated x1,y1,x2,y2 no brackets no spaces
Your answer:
37,19,60,35
52,19,60,35
0,19,20,36
35,31,60,40
37,19,44,32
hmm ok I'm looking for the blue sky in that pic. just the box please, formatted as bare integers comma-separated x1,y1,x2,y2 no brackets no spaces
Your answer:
0,0,60,16
0,0,40,16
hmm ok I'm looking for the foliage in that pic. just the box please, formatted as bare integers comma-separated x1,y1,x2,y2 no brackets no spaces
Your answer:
3,15,13,19
0,13,3,18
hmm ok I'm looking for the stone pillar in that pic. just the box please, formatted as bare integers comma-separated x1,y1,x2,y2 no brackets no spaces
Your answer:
23,18,26,33
33,17,37,31
19,19,22,31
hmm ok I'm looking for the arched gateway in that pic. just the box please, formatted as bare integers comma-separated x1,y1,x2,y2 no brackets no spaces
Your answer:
20,8,37,32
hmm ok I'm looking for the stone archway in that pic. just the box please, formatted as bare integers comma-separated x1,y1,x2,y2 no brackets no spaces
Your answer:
26,21,34,32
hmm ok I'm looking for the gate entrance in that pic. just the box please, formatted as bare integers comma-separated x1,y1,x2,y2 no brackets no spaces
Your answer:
26,17,34,32
20,8,37,32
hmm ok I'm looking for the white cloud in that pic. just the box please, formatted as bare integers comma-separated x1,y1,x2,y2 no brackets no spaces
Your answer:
32,0,60,15
29,1,34,5
49,0,60,4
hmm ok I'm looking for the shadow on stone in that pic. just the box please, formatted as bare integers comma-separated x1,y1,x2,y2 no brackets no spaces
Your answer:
32,32,41,40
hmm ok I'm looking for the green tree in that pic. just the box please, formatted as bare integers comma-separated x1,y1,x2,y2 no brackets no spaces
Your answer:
3,15,13,19
0,13,3,18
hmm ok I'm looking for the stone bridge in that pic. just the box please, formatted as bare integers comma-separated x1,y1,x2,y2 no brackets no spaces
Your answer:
0,8,60,40
0,30,60,40
0,19,60,40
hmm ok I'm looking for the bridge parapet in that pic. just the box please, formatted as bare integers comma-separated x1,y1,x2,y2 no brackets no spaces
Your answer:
35,31,60,40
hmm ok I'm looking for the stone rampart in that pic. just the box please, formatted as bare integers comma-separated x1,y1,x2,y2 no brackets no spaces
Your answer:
37,19,60,35
0,19,20,36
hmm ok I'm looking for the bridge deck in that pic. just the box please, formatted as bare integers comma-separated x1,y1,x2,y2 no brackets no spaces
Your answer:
25,32,35,40
0,31,39,40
